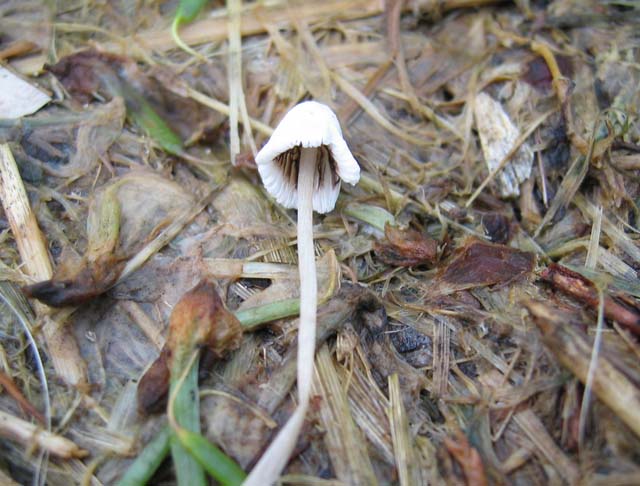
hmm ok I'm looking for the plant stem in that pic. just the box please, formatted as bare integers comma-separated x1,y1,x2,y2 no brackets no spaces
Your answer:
242,147,318,485
234,298,300,331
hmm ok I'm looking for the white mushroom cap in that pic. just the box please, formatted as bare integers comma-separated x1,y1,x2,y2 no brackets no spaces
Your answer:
256,101,360,214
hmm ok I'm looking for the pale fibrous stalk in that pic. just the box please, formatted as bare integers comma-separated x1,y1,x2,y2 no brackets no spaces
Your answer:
242,148,318,485
296,147,318,402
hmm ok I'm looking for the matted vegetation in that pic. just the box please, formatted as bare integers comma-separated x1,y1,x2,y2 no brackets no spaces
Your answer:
1,0,639,484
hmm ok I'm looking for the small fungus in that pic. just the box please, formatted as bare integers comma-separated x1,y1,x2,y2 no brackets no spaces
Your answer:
245,101,360,485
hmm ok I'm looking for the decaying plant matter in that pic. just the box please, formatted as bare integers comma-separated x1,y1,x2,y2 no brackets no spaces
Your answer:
0,0,640,485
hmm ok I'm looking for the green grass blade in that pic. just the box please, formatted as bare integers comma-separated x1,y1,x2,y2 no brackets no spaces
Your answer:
126,89,184,156
116,426,171,486
175,428,246,486
170,353,207,486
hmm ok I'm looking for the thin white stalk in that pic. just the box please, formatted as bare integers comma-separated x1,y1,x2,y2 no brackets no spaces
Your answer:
296,147,318,401
243,147,318,485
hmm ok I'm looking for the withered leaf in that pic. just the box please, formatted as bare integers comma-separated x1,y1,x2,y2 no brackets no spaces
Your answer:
137,348,171,415
47,49,124,103
443,430,488,486
374,224,438,267
23,262,124,307
23,172,193,307
45,97,126,178
166,280,243,362
137,280,243,415
436,239,535,292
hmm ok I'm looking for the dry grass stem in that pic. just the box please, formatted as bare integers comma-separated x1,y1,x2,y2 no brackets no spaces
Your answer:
314,345,377,485
388,374,421,486
0,410,86,459
0,144,86,387
528,301,640,439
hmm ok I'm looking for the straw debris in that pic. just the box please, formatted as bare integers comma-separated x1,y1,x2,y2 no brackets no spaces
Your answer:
1,1,640,485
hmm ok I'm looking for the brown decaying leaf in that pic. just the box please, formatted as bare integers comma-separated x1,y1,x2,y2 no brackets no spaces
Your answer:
443,429,488,486
541,263,640,335
374,224,439,267
22,258,125,307
47,49,221,142
137,280,243,414
166,280,243,360
23,171,195,307
45,97,125,178
137,348,171,415
437,239,535,290
46,49,120,103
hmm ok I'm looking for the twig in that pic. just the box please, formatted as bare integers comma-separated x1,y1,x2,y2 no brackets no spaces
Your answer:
540,264,640,335
0,410,86,459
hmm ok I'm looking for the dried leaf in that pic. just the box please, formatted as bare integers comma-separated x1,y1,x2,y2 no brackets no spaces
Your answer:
137,281,243,415
375,224,438,267
24,171,194,307
443,430,488,486
167,281,243,364
48,49,219,151
433,239,535,295
137,348,171,415
45,97,125,178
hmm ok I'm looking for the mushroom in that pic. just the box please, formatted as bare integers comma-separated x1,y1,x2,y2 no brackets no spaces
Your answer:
244,101,360,485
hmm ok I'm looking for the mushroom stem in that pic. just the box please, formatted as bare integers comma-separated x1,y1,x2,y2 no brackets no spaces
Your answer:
241,148,318,485
296,146,318,401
